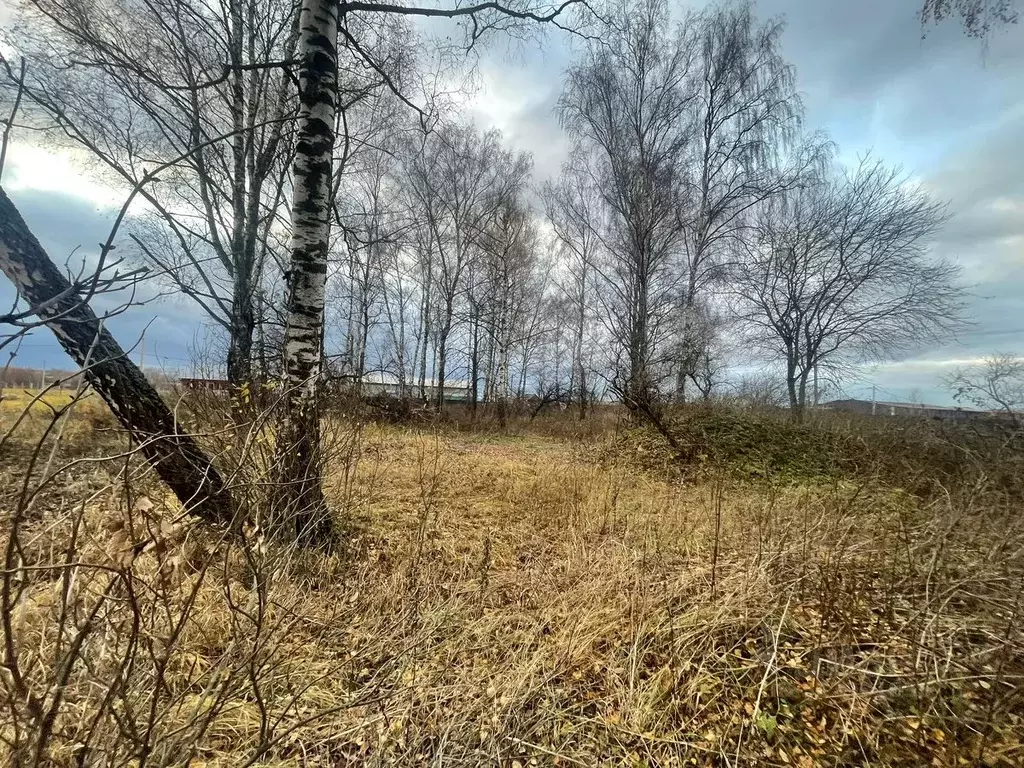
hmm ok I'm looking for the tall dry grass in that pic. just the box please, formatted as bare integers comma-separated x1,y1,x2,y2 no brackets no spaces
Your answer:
0,394,1022,766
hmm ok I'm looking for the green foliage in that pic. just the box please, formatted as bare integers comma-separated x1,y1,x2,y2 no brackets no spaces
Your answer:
754,710,778,737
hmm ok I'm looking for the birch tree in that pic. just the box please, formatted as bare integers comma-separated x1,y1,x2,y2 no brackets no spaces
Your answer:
276,0,339,542
947,354,1024,426
333,94,414,386
405,122,531,411
410,217,438,401
544,153,602,418
277,0,583,539
376,240,419,393
478,196,540,425
920,0,1018,37
672,2,804,398
557,0,694,414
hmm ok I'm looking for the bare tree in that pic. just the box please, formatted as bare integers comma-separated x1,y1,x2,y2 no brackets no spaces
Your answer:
557,0,694,414
375,235,420,395
921,0,1018,37
947,353,1024,425
477,196,541,424
544,151,601,418
730,369,788,409
275,0,340,543
325,37,425,389
670,298,727,401
671,1,807,399
405,122,531,411
0,59,26,183
334,136,401,387
409,214,438,401
274,0,587,540
733,156,966,421
406,125,471,412
5,0,592,548
6,0,302,385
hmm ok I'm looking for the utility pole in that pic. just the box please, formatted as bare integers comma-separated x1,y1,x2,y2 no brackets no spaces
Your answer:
871,384,877,416
139,335,145,371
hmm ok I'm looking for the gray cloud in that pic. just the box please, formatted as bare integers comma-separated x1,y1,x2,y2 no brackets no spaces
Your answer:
464,2,1024,405
6,187,112,259
6,2,1023,402
1,187,207,373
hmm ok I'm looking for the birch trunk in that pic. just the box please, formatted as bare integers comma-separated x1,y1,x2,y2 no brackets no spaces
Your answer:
574,286,587,420
416,257,433,401
496,340,510,428
278,0,338,544
0,188,233,526
495,295,510,427
468,306,480,416
435,315,450,412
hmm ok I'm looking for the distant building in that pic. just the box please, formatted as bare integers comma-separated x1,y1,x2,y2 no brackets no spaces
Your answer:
344,371,471,403
822,398,992,422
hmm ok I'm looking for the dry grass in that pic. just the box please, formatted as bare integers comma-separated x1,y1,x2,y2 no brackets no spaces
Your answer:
0,387,81,414
1,405,1023,766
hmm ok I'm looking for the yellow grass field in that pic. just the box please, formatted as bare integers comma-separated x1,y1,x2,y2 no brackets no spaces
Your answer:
0,387,81,413
1,405,1022,766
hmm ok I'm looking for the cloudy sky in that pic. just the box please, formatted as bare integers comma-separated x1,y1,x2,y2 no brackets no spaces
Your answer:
2,0,1022,403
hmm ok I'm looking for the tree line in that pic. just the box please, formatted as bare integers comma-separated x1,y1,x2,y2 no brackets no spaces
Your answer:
0,0,983,543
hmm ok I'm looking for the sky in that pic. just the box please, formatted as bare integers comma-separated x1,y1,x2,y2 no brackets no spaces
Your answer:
2,0,1022,404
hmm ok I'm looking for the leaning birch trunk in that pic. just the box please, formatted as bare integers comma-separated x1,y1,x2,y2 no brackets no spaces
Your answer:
277,0,338,544
0,188,234,526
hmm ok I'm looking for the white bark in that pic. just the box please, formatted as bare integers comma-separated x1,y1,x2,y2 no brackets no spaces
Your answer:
278,0,339,542
283,0,339,400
